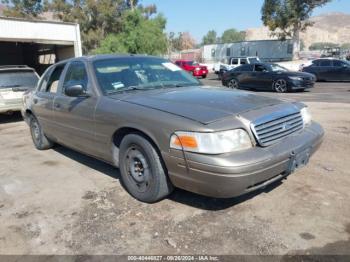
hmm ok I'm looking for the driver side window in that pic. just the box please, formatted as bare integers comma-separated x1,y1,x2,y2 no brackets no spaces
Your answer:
39,64,66,93
63,62,88,91
255,64,267,72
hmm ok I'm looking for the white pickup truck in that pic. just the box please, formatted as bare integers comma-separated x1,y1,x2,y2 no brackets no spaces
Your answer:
214,56,260,76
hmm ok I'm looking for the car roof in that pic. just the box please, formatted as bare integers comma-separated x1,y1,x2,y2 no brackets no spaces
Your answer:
175,59,193,62
229,56,259,59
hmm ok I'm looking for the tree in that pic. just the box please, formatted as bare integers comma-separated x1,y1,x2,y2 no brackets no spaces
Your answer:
168,32,181,52
179,32,196,50
309,42,338,50
220,28,245,43
167,32,196,51
94,10,168,55
261,0,332,59
1,0,43,18
46,0,129,54
202,30,217,45
341,43,350,50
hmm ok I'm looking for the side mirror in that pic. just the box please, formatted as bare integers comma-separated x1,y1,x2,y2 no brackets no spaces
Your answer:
64,84,89,97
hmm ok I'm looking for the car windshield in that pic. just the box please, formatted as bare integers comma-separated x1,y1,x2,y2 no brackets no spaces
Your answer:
0,70,38,89
93,57,201,94
269,64,289,72
185,61,199,66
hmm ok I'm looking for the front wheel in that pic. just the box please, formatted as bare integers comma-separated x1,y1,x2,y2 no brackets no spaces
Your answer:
119,134,173,203
273,79,288,93
228,78,239,89
29,115,54,150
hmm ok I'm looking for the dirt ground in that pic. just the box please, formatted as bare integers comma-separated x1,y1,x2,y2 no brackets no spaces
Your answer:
0,85,350,255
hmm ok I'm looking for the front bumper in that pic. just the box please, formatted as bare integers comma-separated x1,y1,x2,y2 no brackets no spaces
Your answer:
163,122,324,198
288,79,315,90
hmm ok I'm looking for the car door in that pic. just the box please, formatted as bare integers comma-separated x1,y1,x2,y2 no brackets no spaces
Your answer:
332,60,350,81
252,64,272,89
240,58,248,66
31,64,66,139
53,60,100,155
234,64,254,87
318,59,333,81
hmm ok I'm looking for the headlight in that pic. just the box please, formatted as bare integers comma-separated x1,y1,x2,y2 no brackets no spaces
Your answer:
170,129,252,154
301,107,312,126
289,76,303,81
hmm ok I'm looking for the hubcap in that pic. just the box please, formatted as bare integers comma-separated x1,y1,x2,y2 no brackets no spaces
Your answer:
274,79,287,92
229,79,238,88
31,121,40,143
125,146,151,192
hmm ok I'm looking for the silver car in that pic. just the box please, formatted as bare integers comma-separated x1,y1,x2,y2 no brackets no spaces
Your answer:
0,66,39,114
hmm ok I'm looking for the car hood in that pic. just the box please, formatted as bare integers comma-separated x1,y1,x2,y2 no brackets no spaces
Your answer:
278,71,315,78
115,86,285,124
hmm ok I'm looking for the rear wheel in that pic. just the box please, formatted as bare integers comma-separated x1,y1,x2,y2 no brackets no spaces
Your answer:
29,115,54,150
119,134,173,203
273,79,288,93
228,78,239,89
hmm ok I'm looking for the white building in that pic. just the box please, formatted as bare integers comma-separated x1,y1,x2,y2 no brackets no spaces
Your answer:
0,16,82,74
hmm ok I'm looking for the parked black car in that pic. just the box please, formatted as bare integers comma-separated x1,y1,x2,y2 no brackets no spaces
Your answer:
302,59,350,81
222,63,316,93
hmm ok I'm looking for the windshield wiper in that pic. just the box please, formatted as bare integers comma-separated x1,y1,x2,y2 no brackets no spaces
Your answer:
106,86,148,95
156,83,195,88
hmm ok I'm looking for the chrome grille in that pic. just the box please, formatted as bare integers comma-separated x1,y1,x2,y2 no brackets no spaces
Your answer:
251,111,304,146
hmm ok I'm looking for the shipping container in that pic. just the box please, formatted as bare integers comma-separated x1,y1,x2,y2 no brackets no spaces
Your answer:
202,40,294,64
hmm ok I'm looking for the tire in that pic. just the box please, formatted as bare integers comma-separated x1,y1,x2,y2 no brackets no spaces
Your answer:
202,75,207,79
119,134,173,203
273,79,288,93
228,78,239,89
29,115,54,150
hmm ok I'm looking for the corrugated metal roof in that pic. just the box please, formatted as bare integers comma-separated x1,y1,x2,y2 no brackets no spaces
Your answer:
0,16,80,43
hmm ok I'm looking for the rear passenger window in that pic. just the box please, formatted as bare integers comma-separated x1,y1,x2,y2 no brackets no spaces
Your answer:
232,59,238,65
240,59,247,65
63,62,88,90
319,60,331,67
45,64,65,93
236,65,252,72
312,60,320,66
38,69,50,92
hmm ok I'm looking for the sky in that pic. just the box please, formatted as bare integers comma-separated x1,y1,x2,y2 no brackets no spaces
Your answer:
142,0,350,42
